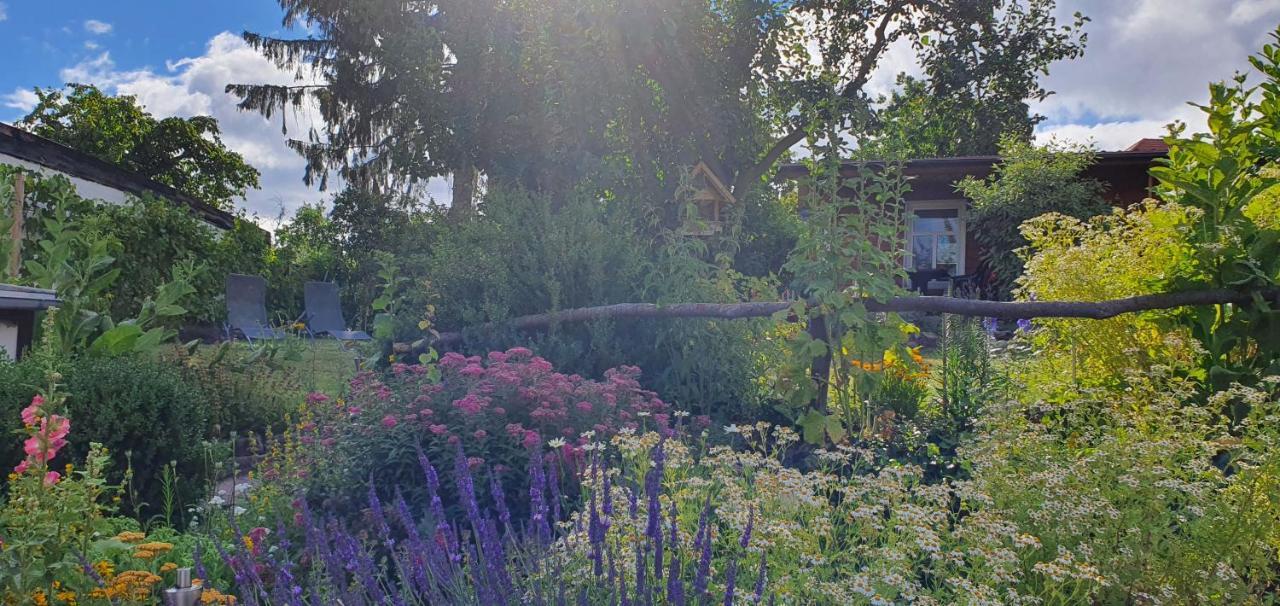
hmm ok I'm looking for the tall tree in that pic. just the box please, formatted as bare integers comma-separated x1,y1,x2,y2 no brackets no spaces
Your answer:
18,84,260,209
229,0,1084,213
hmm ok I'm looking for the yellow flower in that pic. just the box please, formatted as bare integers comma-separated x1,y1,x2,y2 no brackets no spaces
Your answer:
115,531,146,543
138,542,174,553
131,549,156,560
55,590,77,605
94,560,116,580
29,590,48,606
160,562,178,573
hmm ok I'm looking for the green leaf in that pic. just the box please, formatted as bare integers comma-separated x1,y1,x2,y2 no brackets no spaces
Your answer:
89,324,143,355
800,410,827,445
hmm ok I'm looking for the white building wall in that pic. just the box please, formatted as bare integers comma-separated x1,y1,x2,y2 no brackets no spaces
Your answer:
0,151,131,205
0,320,17,361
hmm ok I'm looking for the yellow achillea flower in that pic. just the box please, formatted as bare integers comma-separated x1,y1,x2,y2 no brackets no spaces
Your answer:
114,531,146,543
199,586,238,604
160,562,178,573
94,560,115,579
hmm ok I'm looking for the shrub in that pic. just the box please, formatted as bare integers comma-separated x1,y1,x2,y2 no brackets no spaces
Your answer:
1,354,216,522
1016,203,1202,393
422,185,779,419
261,348,690,515
956,135,1112,299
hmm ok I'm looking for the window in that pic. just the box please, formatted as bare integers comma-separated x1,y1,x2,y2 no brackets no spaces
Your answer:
905,204,964,275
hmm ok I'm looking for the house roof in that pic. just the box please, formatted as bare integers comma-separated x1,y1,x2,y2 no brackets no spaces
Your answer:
0,122,241,230
1125,138,1169,153
0,283,58,311
775,148,1167,181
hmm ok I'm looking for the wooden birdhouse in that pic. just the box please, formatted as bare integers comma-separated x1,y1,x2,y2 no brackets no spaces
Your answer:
682,161,735,236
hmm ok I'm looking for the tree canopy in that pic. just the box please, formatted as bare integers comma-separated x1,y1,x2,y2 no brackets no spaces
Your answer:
229,0,1086,214
18,84,260,210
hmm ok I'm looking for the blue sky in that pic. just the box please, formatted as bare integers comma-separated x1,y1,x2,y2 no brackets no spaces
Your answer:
0,2,288,115
1,1,1278,223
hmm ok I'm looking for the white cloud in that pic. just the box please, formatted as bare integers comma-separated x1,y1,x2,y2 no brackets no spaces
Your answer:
1032,0,1276,150
84,40,99,50
2,88,37,112
83,19,113,35
0,3,8,22
40,34,329,219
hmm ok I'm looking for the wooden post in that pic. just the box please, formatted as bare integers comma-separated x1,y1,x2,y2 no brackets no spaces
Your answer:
7,172,24,278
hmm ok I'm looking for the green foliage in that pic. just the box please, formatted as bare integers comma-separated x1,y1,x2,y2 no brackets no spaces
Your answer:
860,6,1089,159
232,0,1083,213
87,194,266,324
957,135,1112,298
18,84,260,208
1017,203,1202,390
0,353,220,523
777,145,915,443
419,185,777,416
1146,29,1280,389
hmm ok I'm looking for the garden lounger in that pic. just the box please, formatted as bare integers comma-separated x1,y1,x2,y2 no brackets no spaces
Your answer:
224,274,285,343
304,281,371,341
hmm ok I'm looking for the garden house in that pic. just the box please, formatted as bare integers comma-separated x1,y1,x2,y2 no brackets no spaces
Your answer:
0,122,240,231
777,139,1168,294
0,283,56,361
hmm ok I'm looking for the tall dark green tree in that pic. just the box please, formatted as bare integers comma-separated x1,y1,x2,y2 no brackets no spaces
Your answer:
229,0,1086,214
18,84,260,209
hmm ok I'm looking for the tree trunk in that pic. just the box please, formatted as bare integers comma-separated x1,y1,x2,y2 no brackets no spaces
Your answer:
448,161,478,221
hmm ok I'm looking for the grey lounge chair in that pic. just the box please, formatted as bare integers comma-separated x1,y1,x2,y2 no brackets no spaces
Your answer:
224,274,284,343
304,281,371,341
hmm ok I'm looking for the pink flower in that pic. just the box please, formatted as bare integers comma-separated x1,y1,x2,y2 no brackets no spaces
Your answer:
473,429,487,440
43,471,60,486
522,430,541,450
20,395,44,426
13,460,29,475
305,392,330,405
381,415,398,429
506,347,533,358
419,408,434,417
429,424,448,435
459,365,486,378
575,401,593,413
347,407,362,416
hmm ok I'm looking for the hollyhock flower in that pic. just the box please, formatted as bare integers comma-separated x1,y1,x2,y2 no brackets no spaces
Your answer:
20,395,43,426
381,415,398,429
43,471,60,486
13,460,29,474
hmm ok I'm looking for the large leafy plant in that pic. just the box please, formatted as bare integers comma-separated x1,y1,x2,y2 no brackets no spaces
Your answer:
1148,28,1280,389
6,171,196,356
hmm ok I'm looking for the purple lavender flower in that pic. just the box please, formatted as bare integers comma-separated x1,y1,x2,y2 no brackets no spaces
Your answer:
646,440,666,581
489,467,512,529
693,497,713,597
753,552,768,602
529,448,552,544
1016,317,1033,333
367,478,394,548
983,317,999,336
741,505,755,549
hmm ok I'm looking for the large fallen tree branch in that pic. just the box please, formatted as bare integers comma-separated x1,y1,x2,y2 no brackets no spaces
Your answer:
393,287,1280,353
